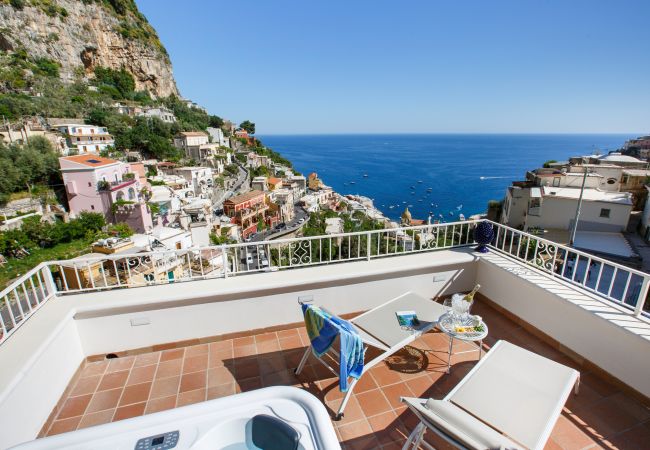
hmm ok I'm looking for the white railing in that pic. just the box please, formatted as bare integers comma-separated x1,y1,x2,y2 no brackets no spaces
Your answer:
0,264,57,344
0,220,648,345
489,222,650,317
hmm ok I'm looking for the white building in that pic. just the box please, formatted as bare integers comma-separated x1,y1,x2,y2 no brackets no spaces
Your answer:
173,132,210,160
270,188,295,223
55,123,115,154
138,106,177,124
206,127,230,148
251,176,268,192
502,185,633,233
246,152,271,169
166,166,214,197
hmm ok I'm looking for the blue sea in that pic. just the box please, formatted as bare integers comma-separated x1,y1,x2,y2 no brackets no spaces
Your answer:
260,134,634,222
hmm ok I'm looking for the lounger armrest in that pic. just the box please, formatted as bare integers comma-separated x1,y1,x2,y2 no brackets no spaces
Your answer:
402,397,523,450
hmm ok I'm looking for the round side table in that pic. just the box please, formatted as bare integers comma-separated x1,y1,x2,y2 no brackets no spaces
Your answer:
438,313,488,373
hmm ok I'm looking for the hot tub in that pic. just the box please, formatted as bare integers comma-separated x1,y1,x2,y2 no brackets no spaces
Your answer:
12,387,340,450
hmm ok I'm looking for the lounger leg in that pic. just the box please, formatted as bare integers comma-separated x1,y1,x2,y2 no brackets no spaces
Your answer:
574,376,580,395
294,346,311,375
402,422,425,450
335,377,359,421
478,339,483,359
447,336,454,373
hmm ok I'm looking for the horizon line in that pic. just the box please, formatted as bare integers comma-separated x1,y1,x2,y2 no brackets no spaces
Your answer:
256,131,644,137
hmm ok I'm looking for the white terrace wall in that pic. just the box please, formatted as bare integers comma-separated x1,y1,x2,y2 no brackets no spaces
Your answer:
477,253,650,398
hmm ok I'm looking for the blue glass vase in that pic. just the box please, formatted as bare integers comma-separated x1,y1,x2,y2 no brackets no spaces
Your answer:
473,221,495,253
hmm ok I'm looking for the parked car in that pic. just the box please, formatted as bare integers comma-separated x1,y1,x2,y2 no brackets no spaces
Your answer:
246,254,254,265
261,258,270,268
276,222,287,230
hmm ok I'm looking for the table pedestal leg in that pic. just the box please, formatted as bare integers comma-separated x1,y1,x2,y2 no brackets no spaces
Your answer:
479,339,483,359
447,336,454,373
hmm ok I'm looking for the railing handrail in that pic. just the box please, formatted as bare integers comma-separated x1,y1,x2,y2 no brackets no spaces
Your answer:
0,262,49,299
36,220,479,265
1,219,648,347
489,221,649,279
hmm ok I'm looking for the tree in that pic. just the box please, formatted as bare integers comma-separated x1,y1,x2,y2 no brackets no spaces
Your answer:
209,115,224,128
239,120,255,135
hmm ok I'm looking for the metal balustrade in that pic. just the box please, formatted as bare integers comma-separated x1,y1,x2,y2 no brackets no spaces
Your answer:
0,220,648,345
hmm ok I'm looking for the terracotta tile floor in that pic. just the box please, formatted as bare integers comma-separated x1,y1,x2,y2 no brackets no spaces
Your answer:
43,301,650,449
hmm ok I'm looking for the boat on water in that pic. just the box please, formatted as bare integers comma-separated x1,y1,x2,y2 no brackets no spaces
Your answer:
363,174,368,178
417,180,423,183
456,204,463,210
449,211,454,216
426,188,433,192
389,205,395,209
459,213,466,220
350,181,356,185
418,199,423,202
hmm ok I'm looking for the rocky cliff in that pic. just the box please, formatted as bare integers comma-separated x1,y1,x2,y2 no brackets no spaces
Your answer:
0,0,178,97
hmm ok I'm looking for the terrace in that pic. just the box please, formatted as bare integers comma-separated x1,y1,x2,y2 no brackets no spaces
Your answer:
1,220,649,449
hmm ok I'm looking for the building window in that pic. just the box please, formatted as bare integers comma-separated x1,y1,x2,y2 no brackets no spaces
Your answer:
90,205,95,210
608,178,618,185
600,208,611,218
88,182,91,187
621,175,629,184
552,177,561,187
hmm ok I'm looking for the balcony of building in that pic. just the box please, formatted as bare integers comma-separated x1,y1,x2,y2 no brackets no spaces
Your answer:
1,221,649,449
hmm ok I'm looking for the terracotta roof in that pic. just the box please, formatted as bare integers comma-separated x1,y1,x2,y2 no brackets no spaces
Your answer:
225,190,265,205
268,177,282,184
60,155,118,167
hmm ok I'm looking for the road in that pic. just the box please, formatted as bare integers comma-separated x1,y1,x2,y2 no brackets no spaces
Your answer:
212,163,249,210
250,207,309,242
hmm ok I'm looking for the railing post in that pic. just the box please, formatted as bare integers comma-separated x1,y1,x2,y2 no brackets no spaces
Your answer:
634,277,649,317
40,264,57,297
221,246,228,278
366,232,372,261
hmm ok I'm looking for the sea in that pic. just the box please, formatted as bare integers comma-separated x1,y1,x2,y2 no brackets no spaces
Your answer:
260,134,635,222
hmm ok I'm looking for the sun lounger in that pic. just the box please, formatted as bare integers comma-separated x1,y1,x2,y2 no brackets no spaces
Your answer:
401,340,580,450
295,292,446,420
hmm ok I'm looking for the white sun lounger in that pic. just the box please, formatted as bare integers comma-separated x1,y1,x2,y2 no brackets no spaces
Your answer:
295,291,446,420
401,340,580,450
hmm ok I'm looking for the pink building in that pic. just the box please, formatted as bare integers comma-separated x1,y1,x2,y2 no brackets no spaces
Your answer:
59,155,153,233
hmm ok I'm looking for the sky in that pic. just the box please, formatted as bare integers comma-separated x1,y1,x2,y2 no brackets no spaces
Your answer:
136,0,650,135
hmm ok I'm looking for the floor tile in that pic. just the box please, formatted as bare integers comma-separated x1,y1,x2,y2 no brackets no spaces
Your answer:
48,416,82,436
180,371,207,393
155,359,182,379
177,388,206,406
80,361,109,378
70,375,101,397
185,344,209,357
113,402,146,421
134,352,160,367
160,348,185,362
86,388,122,414
208,366,236,387
97,370,129,391
145,395,177,414
57,394,92,419
150,376,180,399
126,365,156,386
356,389,393,417
183,354,209,374
106,356,135,373
78,409,115,429
207,382,236,400
119,382,152,406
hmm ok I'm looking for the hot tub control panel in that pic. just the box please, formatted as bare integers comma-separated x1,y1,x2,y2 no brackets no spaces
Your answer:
134,430,179,450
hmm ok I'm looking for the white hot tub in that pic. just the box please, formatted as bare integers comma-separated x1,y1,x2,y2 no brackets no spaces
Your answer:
11,387,341,450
